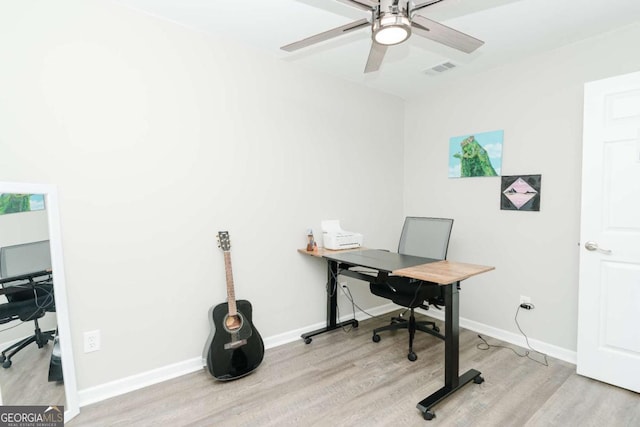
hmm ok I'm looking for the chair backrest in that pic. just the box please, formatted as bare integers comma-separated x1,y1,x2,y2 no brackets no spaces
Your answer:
397,217,453,260
0,240,51,279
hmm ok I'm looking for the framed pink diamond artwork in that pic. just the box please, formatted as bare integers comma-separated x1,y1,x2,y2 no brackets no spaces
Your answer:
501,175,541,211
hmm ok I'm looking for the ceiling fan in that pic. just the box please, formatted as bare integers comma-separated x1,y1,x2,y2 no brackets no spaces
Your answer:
281,0,484,73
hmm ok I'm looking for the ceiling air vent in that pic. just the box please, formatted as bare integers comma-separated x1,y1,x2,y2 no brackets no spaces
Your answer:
424,61,456,76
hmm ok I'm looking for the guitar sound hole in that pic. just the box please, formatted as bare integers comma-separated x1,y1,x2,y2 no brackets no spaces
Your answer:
225,315,242,331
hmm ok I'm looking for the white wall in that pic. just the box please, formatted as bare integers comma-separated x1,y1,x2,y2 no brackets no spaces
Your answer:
404,23,640,352
0,0,404,390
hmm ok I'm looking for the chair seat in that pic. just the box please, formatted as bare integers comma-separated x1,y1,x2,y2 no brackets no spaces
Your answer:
370,277,444,308
0,299,44,324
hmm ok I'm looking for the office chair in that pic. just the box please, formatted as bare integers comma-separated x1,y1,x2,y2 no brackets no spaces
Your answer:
370,217,453,361
0,241,56,369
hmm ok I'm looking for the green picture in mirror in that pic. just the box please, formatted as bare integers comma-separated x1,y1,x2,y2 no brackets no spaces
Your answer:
0,194,45,215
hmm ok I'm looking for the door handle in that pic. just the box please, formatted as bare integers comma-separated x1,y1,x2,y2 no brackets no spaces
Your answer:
584,241,612,255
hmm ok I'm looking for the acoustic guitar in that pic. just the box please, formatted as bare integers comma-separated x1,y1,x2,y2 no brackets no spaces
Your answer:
204,231,264,380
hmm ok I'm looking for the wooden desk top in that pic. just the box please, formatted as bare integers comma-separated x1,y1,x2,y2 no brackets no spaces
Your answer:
298,248,494,285
393,260,495,285
297,247,364,258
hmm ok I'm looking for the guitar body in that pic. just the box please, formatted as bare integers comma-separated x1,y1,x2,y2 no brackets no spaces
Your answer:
205,299,264,381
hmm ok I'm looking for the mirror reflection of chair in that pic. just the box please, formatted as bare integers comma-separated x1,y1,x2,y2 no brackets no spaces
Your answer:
0,241,56,369
369,217,454,361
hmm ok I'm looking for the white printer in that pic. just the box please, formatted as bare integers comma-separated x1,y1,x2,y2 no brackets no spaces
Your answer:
321,220,363,250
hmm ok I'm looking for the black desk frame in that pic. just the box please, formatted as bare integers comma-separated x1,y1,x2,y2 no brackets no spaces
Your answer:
300,260,358,344
301,251,483,421
415,280,484,420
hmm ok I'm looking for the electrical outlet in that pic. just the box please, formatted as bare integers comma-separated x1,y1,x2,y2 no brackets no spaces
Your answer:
519,295,532,305
84,330,101,353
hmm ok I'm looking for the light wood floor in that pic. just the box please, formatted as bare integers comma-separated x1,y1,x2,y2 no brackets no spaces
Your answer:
68,313,639,426
0,339,65,406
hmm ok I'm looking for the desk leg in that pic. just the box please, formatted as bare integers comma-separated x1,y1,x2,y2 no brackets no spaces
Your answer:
416,281,484,420
301,260,358,344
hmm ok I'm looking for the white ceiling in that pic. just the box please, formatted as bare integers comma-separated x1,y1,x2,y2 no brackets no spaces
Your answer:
114,0,640,99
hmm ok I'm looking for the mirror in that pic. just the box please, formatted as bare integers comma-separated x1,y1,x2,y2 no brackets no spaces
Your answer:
0,182,78,421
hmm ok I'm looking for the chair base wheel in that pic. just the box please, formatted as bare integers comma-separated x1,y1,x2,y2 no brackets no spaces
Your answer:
423,410,436,420
304,337,312,344
2,360,12,369
408,352,417,362
372,334,381,343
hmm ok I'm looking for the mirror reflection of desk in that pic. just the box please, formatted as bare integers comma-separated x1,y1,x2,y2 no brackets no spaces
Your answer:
0,270,59,379
298,247,494,420
0,182,78,420
0,240,64,407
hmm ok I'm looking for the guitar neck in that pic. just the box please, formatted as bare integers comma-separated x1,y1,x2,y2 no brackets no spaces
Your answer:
223,251,238,316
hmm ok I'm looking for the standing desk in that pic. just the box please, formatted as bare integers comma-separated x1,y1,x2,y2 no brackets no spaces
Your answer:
0,270,53,295
298,247,494,420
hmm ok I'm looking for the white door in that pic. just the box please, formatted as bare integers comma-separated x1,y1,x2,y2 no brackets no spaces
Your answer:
577,71,640,392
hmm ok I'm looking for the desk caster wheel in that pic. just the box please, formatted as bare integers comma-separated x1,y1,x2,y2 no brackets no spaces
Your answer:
423,410,436,420
353,320,359,328
304,337,312,344
2,360,12,369
474,375,485,384
408,352,417,362
372,334,381,343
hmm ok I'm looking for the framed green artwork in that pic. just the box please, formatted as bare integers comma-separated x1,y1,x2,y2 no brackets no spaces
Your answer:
449,130,503,178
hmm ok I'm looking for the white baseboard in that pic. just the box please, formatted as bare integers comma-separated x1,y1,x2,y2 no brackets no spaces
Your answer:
415,307,577,365
77,302,574,408
78,357,203,407
262,302,397,349
78,303,397,408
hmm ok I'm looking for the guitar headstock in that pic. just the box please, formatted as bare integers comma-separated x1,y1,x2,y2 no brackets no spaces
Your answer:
217,231,231,251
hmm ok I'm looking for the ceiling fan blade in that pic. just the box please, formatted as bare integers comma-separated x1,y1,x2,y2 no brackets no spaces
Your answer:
335,0,377,11
411,15,484,53
281,19,370,52
411,0,446,14
364,42,388,73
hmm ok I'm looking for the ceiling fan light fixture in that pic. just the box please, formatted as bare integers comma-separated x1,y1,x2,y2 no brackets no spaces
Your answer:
373,14,411,46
